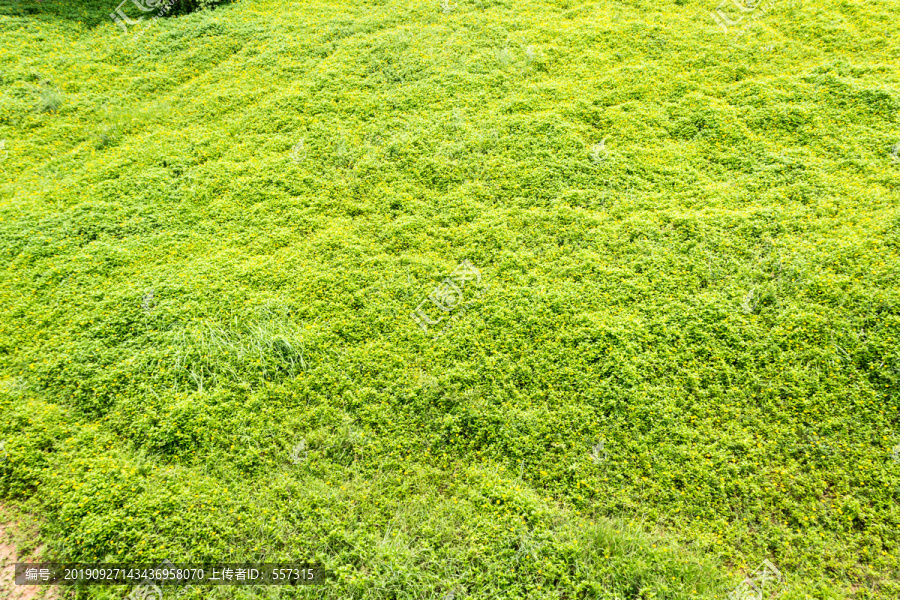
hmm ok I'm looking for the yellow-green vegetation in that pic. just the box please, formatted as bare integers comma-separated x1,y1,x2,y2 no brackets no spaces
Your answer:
1,0,899,598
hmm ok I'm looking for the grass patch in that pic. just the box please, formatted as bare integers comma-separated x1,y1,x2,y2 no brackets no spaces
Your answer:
1,0,899,598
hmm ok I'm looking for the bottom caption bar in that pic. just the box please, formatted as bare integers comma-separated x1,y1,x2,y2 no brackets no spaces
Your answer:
16,563,323,585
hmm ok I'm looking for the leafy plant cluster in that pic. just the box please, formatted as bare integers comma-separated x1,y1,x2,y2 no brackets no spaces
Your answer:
0,0,899,598
0,0,231,25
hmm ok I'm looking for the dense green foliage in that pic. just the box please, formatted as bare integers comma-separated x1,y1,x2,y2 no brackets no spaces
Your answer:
0,0,230,24
0,0,899,598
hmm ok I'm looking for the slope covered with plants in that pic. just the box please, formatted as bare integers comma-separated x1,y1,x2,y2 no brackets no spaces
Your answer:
0,0,898,598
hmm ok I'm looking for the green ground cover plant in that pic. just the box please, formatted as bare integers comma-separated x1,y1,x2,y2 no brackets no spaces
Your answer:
0,0,898,598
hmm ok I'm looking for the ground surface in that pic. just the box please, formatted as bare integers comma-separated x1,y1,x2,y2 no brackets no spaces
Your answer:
0,505,57,600
0,0,899,598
